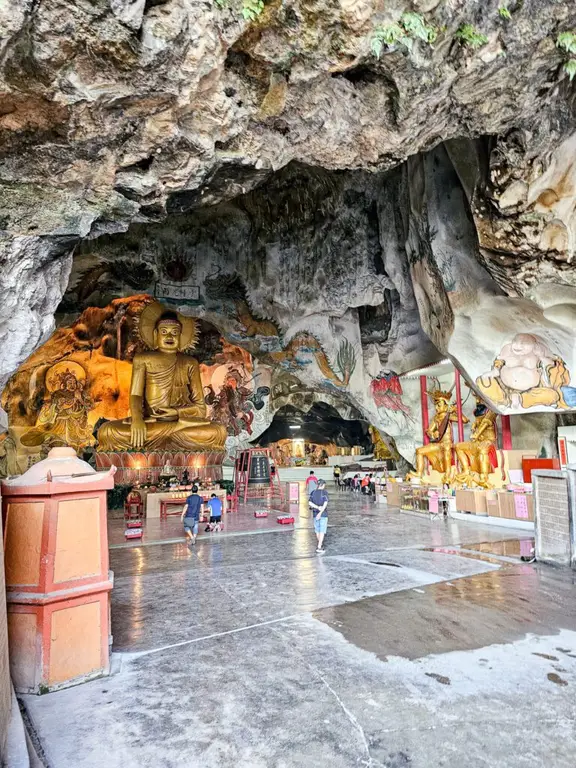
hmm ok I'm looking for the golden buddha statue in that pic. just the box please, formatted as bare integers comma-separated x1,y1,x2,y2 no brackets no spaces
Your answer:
452,396,500,489
407,389,464,484
97,302,227,452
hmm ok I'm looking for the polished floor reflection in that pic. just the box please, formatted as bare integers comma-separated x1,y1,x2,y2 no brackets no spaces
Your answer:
23,497,576,768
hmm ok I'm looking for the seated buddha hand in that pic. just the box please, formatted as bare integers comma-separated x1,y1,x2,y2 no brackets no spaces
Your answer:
130,417,147,449
149,407,179,422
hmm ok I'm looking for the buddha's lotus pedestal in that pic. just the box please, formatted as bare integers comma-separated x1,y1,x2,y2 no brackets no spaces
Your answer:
95,450,225,485
1,447,115,694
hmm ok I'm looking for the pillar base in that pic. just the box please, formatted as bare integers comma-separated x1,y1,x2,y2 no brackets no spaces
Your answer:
8,583,112,694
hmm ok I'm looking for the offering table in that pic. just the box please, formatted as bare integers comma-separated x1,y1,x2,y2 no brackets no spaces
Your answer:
146,488,228,519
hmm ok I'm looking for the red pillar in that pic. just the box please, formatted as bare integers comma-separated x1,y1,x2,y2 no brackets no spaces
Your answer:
420,376,430,445
500,415,512,450
454,369,465,443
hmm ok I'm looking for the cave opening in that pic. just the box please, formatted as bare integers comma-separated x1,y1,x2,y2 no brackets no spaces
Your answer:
256,402,371,464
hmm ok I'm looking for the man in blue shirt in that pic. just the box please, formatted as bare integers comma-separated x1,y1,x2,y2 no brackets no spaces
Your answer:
205,493,223,532
309,479,329,554
181,485,202,545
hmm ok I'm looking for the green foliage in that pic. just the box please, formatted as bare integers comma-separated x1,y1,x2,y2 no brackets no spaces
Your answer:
498,7,511,20
371,24,412,57
564,59,576,81
242,0,264,21
557,31,576,56
213,0,227,7
455,24,489,48
107,484,132,511
371,12,437,58
400,12,437,43
217,479,235,494
556,32,576,82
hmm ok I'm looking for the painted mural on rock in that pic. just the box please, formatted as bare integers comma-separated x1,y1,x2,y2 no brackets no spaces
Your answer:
476,333,576,412
1,296,273,465
370,371,414,431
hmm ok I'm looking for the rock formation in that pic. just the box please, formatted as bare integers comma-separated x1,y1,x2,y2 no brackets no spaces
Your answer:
1,0,576,455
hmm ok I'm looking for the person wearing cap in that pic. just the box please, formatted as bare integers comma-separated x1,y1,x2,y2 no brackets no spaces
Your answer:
309,479,329,554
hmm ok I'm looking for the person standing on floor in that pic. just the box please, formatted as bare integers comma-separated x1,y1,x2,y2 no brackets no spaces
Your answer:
181,485,202,546
306,470,319,494
309,479,329,554
333,464,341,489
368,473,376,496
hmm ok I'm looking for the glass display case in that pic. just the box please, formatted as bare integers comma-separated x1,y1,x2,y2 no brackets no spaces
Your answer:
399,484,444,513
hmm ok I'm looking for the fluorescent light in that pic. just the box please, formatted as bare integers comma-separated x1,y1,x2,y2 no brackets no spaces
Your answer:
289,425,301,430
399,359,452,379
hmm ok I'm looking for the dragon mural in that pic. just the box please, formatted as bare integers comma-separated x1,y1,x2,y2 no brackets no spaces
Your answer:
204,269,357,388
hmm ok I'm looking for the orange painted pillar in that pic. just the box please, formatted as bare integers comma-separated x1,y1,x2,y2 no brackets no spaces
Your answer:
2,448,115,694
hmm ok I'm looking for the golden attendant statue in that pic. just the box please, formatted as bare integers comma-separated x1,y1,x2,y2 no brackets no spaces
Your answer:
97,302,227,452
407,389,465,484
452,397,499,489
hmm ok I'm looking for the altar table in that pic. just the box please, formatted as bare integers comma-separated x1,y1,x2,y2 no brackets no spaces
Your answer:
146,489,228,519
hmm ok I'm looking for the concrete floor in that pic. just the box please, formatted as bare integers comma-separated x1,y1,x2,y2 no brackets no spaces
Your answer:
22,496,576,768
107,504,305,548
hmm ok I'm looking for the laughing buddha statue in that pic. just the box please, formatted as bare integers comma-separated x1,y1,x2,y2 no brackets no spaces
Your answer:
97,302,227,452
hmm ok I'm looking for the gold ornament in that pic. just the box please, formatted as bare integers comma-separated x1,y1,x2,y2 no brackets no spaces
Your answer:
452,396,501,489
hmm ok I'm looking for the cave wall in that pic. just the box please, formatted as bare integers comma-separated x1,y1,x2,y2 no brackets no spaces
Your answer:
510,412,559,459
5,141,576,467
52,162,432,462
403,144,576,416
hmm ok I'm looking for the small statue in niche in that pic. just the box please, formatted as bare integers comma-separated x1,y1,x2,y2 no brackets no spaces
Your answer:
407,389,466,484
21,362,95,452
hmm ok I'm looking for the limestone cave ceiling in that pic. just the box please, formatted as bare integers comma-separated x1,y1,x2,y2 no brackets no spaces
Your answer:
1,0,576,443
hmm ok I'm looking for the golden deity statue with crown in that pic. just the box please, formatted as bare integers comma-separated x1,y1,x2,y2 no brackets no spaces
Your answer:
452,396,500,489
97,302,227,452
407,388,465,484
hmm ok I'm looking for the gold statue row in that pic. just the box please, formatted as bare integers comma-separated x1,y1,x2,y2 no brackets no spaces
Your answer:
407,389,502,489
